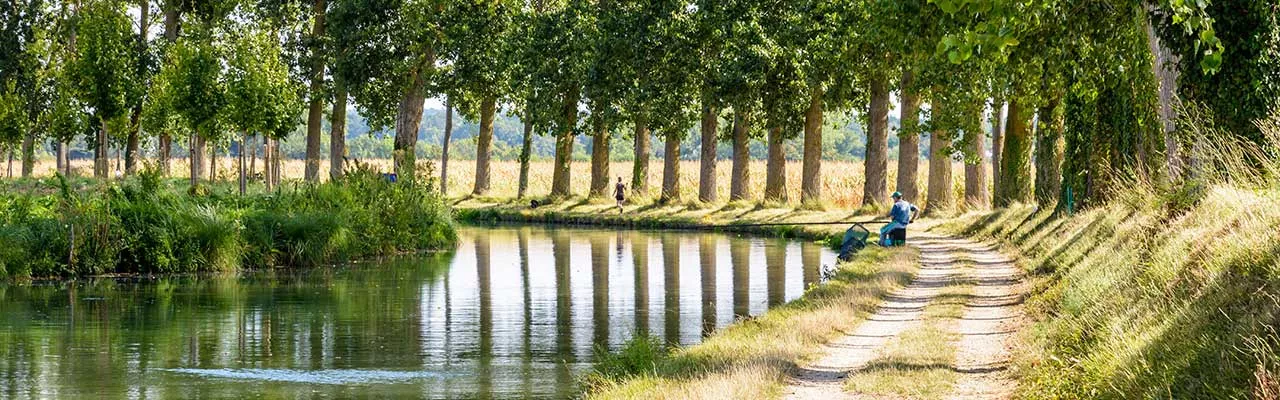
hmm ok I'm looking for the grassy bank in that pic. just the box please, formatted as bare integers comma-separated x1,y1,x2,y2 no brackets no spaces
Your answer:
938,185,1280,398
0,166,456,278
583,246,918,399
453,197,927,249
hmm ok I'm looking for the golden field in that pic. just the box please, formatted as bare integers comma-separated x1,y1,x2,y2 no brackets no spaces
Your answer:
16,157,983,210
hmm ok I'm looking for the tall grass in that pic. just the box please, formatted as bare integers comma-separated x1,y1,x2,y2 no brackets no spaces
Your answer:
0,163,456,278
31,158,981,211
938,111,1280,399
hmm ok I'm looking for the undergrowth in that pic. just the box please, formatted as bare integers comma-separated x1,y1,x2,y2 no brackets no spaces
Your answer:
0,163,456,278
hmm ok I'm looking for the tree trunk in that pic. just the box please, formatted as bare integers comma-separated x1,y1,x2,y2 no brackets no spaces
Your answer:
896,70,921,202
6,146,11,178
589,116,610,198
475,96,497,195
303,0,326,182
271,138,281,187
250,134,257,176
263,135,273,191
95,119,109,179
21,130,35,178
729,111,750,201
990,98,1005,196
159,134,171,175
393,71,427,181
1143,8,1181,179
57,141,69,177
698,103,718,203
995,99,1032,207
801,89,823,204
441,99,454,194
190,134,204,186
126,114,140,175
330,83,347,180
862,76,890,207
517,107,532,199
239,132,247,195
631,117,650,196
1035,96,1065,206
209,143,217,181
661,131,680,202
964,109,989,210
926,128,953,215
550,87,579,197
764,126,787,203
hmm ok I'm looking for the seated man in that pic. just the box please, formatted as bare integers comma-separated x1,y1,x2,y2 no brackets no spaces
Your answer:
879,191,919,246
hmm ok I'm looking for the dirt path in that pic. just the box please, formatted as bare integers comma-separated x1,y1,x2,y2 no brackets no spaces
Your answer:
781,232,1025,400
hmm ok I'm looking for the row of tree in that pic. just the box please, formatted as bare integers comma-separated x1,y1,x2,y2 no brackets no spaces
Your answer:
1,0,1274,211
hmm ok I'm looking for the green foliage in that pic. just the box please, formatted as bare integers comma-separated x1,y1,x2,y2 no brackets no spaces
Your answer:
0,165,457,278
70,0,137,123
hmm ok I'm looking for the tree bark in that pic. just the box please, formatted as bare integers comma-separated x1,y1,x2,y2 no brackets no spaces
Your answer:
330,83,347,180
394,71,427,181
190,134,204,186
698,103,718,203
764,126,787,203
209,143,217,181
801,88,823,204
126,113,140,175
263,135,273,191
20,130,35,177
990,98,1005,196
95,119,109,179
862,76,890,207
896,70,921,202
475,96,497,195
964,109,989,210
57,141,69,177
160,4,178,177
441,99,453,194
631,117,650,196
303,0,327,182
661,131,680,202
588,116,610,198
6,146,11,178
550,87,579,197
1143,8,1181,179
995,99,1032,207
1035,96,1065,206
239,132,248,195
517,107,532,199
729,111,750,201
926,128,953,215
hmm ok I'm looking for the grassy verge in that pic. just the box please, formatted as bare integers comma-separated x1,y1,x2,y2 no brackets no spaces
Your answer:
844,261,973,399
0,165,457,278
582,246,919,399
936,182,1280,398
453,196,921,249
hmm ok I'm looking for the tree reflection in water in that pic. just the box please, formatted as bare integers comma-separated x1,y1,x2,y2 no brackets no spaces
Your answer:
0,226,835,399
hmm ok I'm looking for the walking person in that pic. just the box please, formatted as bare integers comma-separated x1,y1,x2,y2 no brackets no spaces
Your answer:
879,191,919,246
614,177,626,214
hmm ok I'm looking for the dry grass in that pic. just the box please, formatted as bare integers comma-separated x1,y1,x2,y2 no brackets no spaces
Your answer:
843,262,973,399
585,246,919,400
19,157,985,211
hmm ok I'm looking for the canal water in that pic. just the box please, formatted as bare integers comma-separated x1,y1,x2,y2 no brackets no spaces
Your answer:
0,225,837,399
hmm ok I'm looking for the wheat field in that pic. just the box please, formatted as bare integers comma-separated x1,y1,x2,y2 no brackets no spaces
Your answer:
14,156,981,209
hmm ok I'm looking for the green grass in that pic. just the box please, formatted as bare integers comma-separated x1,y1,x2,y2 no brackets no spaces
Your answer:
582,246,919,400
937,186,1280,398
0,164,457,278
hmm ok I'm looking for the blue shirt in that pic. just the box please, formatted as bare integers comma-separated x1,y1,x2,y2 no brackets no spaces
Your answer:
890,200,918,225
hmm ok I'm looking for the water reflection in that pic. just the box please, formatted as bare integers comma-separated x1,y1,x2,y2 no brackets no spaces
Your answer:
0,226,836,399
